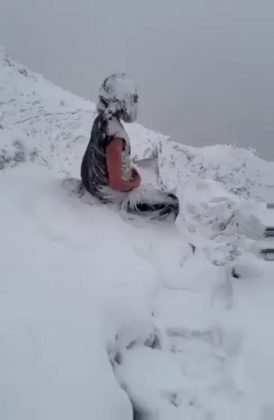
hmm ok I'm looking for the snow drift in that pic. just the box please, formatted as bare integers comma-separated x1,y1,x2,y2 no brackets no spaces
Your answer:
1,47,274,420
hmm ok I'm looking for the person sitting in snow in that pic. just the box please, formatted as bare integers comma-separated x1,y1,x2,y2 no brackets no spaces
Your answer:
81,74,179,221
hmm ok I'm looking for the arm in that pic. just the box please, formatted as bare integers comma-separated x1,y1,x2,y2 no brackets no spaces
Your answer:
106,138,141,191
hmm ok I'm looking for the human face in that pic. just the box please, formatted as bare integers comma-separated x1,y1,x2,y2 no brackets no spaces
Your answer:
121,93,139,123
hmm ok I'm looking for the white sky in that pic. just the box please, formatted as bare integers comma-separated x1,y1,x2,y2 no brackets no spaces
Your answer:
1,0,274,159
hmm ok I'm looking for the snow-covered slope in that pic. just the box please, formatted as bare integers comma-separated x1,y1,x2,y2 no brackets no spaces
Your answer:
1,48,274,420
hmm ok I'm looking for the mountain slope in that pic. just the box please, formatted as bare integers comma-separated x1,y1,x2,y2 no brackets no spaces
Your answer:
1,48,274,420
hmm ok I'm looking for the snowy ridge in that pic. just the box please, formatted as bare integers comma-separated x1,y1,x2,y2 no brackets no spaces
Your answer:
1,49,274,420
1,47,274,200
0,47,164,175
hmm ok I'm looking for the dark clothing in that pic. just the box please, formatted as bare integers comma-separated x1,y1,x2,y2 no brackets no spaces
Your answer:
126,192,179,222
80,114,114,201
81,113,180,221
81,113,131,203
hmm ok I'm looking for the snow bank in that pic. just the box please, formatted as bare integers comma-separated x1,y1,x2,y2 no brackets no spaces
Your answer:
0,165,157,419
1,49,274,420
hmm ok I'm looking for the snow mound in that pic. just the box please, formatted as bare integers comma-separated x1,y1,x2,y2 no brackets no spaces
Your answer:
1,49,274,420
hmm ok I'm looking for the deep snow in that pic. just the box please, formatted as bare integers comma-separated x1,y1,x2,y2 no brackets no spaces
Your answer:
1,47,274,420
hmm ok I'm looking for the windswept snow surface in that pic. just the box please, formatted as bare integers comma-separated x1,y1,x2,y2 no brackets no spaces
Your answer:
1,47,274,420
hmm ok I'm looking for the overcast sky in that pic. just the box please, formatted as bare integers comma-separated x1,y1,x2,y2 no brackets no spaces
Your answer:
0,0,274,159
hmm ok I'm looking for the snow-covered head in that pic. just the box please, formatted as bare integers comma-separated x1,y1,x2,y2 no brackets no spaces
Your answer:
97,73,138,123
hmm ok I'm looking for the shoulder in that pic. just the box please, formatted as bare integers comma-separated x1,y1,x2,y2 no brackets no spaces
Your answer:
106,116,129,142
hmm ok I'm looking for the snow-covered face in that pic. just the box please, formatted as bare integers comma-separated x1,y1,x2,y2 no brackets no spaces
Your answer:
121,92,138,123
97,74,138,123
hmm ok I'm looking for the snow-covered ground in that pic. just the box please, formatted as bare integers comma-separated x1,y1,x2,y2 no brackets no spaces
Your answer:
1,47,274,420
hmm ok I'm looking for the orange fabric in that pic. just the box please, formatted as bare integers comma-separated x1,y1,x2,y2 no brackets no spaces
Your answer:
106,138,123,189
106,138,135,191
106,137,141,191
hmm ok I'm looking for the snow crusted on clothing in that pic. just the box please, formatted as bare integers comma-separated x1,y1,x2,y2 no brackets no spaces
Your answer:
1,48,274,420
